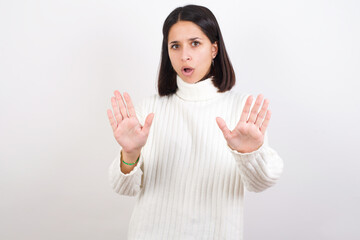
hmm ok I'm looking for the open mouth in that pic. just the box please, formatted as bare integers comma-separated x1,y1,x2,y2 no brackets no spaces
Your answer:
181,67,194,76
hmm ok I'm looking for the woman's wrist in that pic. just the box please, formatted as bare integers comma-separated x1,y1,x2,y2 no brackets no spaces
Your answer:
122,149,141,163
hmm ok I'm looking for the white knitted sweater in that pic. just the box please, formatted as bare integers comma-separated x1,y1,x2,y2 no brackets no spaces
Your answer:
109,75,284,240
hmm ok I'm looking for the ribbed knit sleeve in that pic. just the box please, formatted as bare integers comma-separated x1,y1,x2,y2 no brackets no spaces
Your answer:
108,151,144,196
108,98,148,197
229,133,284,193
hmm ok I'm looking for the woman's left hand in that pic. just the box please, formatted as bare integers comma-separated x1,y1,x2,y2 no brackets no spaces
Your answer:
216,94,271,153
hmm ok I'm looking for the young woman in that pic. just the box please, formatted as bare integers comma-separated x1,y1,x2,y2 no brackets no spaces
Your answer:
107,4,284,239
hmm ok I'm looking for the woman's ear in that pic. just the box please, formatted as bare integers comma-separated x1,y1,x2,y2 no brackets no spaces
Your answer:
212,41,218,58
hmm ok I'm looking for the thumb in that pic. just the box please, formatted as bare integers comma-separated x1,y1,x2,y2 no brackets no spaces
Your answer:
216,117,231,139
142,113,155,135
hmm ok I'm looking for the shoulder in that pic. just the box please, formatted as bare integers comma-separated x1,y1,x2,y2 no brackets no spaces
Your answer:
219,90,252,125
134,94,173,119
134,94,157,115
137,93,173,109
222,89,250,108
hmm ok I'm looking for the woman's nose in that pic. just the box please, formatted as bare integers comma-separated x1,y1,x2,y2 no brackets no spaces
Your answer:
181,48,192,62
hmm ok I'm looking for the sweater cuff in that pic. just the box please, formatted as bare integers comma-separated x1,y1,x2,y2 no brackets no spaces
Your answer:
227,143,284,193
108,150,143,196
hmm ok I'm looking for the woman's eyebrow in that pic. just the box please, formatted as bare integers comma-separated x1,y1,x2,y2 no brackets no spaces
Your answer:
169,37,202,45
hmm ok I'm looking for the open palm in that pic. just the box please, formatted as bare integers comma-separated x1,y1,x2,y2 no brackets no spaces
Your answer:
107,91,154,153
216,94,271,153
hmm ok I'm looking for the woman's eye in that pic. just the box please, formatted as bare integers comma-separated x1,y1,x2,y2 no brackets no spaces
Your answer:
171,44,179,49
192,41,200,47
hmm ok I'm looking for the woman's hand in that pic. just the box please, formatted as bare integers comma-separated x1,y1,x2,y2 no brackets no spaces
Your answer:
107,91,154,154
216,94,271,153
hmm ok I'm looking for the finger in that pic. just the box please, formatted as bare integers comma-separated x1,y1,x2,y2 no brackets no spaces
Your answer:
247,94,264,123
107,109,117,132
260,110,272,135
255,98,269,128
114,90,128,119
111,96,122,124
239,95,253,124
216,117,231,139
123,92,136,118
142,113,155,135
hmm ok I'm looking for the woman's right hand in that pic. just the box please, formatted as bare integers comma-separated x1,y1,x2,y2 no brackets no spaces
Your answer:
107,91,154,154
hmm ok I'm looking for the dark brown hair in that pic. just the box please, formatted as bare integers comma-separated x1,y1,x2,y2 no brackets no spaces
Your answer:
158,4,236,96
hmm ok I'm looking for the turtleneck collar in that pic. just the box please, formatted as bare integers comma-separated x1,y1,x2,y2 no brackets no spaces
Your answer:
175,75,221,101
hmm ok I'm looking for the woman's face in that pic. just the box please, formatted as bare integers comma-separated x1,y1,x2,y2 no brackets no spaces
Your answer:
168,21,218,84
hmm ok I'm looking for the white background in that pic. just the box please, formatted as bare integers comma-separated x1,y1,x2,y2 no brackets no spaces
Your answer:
1,0,359,239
